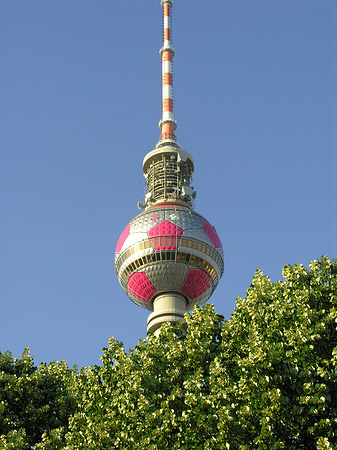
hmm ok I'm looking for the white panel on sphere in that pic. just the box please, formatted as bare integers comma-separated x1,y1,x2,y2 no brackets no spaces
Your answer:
182,229,214,247
164,209,203,230
120,232,149,252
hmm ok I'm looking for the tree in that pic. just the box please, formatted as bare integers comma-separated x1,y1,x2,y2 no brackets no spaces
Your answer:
0,349,76,450
64,256,337,450
211,256,337,449
1,257,335,449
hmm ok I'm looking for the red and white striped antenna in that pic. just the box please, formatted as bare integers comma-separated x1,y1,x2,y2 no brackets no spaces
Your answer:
158,0,177,147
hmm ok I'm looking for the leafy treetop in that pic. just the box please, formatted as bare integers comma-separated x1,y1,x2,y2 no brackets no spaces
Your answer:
1,256,336,450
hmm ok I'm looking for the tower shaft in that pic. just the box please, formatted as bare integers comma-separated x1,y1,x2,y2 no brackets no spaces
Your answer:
147,293,187,336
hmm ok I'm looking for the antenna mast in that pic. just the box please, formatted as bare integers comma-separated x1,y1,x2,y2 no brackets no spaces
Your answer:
158,0,177,147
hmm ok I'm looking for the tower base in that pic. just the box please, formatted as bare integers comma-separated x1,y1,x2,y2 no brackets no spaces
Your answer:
147,293,187,336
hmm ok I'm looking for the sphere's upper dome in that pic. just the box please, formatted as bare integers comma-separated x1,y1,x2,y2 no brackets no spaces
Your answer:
115,203,224,311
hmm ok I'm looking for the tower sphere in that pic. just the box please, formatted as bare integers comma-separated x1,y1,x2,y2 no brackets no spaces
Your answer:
115,203,224,311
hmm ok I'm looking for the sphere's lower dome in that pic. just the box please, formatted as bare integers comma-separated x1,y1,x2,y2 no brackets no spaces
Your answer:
115,203,224,311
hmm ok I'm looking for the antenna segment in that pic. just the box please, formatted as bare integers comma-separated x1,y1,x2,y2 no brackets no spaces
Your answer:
158,0,177,147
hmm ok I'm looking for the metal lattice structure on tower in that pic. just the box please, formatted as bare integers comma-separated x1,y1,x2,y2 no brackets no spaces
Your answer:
115,1,224,335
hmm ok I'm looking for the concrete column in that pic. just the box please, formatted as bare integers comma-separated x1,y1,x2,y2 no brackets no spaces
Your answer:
147,293,187,336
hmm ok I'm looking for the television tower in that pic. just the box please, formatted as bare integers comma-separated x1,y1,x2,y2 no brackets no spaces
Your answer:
115,0,224,336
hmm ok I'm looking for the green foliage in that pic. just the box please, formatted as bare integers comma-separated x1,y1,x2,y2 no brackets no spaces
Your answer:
0,350,76,450
64,256,337,450
65,306,224,449
211,256,337,449
1,256,336,449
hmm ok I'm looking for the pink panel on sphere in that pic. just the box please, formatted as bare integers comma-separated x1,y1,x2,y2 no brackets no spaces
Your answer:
203,220,222,248
148,220,183,250
181,270,210,299
115,224,130,253
128,272,156,302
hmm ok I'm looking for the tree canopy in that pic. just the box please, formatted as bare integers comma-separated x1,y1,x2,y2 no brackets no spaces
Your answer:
0,349,76,450
1,256,336,449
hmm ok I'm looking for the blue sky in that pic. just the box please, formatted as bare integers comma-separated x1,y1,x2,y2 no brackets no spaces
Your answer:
1,0,336,369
